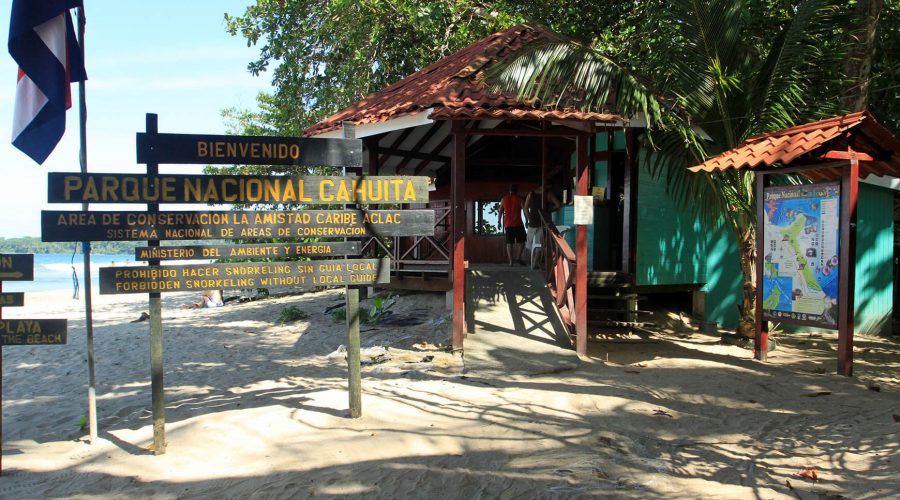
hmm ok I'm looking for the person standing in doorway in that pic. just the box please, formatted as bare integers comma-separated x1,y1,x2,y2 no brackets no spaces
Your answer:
524,188,544,267
500,184,526,266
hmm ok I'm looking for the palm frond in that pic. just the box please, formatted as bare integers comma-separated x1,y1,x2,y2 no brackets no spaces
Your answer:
750,0,845,133
484,41,669,130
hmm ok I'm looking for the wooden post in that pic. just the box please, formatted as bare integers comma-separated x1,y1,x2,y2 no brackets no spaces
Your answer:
754,172,769,361
346,285,361,417
144,113,166,454
622,129,639,276
837,158,859,376
451,121,466,351
541,123,550,271
575,133,589,355
343,123,362,417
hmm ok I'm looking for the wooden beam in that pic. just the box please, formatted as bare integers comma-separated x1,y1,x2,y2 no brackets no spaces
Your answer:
837,160,859,376
823,149,874,161
575,133,589,356
451,121,466,351
376,146,451,164
461,126,583,138
395,122,442,173
378,128,414,168
413,135,453,175
366,137,379,176
748,161,848,175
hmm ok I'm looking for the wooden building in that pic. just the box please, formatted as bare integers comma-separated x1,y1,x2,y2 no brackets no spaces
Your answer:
306,25,900,354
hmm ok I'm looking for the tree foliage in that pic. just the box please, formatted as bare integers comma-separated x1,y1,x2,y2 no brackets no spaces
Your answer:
223,1,670,135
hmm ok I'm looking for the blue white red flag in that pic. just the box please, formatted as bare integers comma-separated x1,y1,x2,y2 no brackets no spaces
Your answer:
9,0,86,165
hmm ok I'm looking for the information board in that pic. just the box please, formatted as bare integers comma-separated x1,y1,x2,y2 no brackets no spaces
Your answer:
762,182,840,327
48,174,429,205
99,258,390,294
134,241,360,261
0,319,67,345
42,209,436,242
136,133,362,167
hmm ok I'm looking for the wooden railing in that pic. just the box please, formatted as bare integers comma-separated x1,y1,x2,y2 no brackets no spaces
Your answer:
361,202,451,272
539,211,577,338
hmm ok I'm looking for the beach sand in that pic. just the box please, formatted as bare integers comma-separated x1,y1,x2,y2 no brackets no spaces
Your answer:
1,288,899,498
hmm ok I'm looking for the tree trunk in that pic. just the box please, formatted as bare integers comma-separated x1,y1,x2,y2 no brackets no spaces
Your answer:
736,223,757,338
841,0,884,111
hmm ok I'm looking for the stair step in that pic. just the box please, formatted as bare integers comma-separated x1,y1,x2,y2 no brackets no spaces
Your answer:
590,308,653,315
587,293,645,300
589,320,656,328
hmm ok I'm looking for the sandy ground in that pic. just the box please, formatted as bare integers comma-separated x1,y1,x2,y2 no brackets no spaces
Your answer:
1,288,898,499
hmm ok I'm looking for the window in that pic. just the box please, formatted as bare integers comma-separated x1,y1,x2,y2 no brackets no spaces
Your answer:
474,200,503,235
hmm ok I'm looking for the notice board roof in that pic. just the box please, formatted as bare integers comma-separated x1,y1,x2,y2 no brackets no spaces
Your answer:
305,24,624,137
689,111,900,181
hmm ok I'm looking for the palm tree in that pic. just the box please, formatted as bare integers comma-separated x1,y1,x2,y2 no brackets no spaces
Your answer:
486,0,847,336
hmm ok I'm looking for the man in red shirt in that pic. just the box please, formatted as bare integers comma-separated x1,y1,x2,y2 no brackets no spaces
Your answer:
499,184,526,266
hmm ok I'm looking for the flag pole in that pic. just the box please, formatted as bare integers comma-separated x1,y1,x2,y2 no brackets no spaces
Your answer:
76,5,98,444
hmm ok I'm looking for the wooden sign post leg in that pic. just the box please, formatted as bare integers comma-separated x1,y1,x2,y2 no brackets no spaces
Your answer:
149,293,165,451
145,113,167,453
343,122,362,418
837,159,859,376
755,172,769,361
347,287,361,418
1,282,4,474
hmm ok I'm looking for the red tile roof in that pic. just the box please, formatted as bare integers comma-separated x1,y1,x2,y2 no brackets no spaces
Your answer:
305,25,624,136
690,112,900,180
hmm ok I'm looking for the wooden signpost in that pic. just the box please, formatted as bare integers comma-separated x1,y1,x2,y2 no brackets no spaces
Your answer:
98,258,390,294
41,209,435,241
39,113,433,455
0,293,25,307
133,242,361,261
135,132,362,167
0,254,65,347
0,254,34,281
0,253,68,473
47,173,429,205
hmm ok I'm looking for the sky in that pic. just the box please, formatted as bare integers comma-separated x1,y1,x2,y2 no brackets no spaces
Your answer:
0,1,272,237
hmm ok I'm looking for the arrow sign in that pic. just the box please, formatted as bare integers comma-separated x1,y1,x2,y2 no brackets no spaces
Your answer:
0,254,33,282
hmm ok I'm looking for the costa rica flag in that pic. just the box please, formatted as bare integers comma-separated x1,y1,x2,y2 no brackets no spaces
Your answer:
9,0,86,165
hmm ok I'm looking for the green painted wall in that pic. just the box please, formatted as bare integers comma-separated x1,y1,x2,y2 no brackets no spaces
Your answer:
702,221,743,328
852,183,893,334
634,154,709,286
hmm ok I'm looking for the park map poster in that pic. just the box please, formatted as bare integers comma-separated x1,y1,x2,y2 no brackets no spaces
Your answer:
762,182,840,327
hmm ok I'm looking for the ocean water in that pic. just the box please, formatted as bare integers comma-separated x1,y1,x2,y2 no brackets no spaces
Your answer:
2,253,134,294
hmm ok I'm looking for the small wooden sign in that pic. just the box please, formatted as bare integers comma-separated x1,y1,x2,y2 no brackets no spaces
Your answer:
0,319,67,345
134,241,361,261
0,254,34,281
42,209,435,242
136,133,362,167
0,292,25,307
99,258,391,294
47,173,429,205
